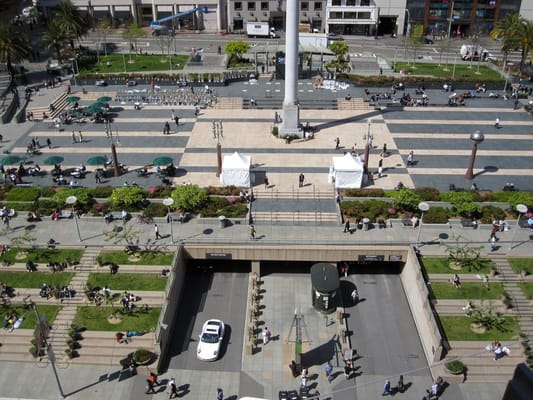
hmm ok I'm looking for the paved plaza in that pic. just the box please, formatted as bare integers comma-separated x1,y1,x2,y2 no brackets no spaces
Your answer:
0,74,532,400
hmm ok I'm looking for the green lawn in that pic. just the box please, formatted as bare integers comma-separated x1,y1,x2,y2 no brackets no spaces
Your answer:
72,306,160,331
81,54,189,74
430,282,504,300
0,271,74,288
87,273,167,291
422,257,493,274
0,304,61,329
438,315,521,341
1,248,83,264
394,62,503,80
519,283,533,300
98,251,173,266
509,258,533,275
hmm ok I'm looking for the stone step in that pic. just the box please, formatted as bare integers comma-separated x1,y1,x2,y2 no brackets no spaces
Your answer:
253,190,334,200
0,352,35,363
252,211,338,222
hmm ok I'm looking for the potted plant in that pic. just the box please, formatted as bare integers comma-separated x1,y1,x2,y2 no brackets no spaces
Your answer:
444,360,465,375
132,347,153,365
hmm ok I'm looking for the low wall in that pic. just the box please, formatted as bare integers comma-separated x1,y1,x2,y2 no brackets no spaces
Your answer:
400,247,444,379
155,246,187,373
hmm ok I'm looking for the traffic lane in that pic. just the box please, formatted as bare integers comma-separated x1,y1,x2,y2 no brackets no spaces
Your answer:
345,273,431,377
168,268,248,372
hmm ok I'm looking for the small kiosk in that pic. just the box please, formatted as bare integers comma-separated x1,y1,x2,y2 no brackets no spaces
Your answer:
310,263,339,314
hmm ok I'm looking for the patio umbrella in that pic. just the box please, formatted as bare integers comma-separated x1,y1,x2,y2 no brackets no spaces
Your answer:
65,96,81,104
153,156,173,166
0,155,25,166
86,104,103,114
86,156,108,166
97,96,112,103
43,156,64,166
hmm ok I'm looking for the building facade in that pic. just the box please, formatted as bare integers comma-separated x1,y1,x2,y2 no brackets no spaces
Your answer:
35,0,526,38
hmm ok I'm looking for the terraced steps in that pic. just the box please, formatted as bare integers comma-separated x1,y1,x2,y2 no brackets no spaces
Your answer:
213,97,243,109
251,211,338,225
337,98,373,111
253,189,334,200
26,92,68,121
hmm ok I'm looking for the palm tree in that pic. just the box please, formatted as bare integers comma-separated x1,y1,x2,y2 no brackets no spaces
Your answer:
0,22,30,76
54,0,90,49
490,13,523,67
41,20,68,63
515,19,533,74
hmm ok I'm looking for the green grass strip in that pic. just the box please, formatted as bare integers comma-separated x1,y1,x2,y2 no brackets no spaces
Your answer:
87,273,167,291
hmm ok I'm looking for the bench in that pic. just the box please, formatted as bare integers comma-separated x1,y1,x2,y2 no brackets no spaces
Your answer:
461,218,473,228
402,219,412,227
519,219,532,229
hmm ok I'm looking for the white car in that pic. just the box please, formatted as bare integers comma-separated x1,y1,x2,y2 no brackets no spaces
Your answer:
197,319,224,361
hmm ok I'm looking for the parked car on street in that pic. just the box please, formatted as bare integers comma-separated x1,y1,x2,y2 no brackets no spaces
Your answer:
197,319,225,361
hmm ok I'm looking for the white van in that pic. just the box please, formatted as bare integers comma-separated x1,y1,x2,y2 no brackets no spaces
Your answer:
460,44,490,61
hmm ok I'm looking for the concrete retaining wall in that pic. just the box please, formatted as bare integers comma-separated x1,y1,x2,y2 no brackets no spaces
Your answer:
400,247,444,378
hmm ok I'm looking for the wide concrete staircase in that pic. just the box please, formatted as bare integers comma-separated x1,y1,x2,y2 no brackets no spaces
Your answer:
26,92,69,121
337,98,374,111
213,97,243,109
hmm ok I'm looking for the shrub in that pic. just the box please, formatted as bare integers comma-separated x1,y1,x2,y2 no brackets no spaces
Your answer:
413,187,440,201
440,191,480,217
171,184,208,212
52,188,93,208
4,202,33,211
5,187,40,202
341,200,390,221
479,205,506,223
423,207,450,224
386,188,422,212
343,188,385,198
272,126,279,137
143,202,167,217
206,186,242,196
92,185,114,198
39,186,57,198
109,186,147,209
470,190,493,202
199,196,248,218
133,347,152,364
145,185,173,199
34,199,59,215
445,360,465,374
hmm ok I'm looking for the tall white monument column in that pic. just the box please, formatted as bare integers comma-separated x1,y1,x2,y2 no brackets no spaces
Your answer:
280,0,302,138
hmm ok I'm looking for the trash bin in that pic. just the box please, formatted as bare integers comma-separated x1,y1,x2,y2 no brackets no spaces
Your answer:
218,215,227,228
363,218,370,231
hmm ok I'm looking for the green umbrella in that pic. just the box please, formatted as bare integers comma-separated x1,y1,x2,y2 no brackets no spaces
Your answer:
153,157,173,166
86,104,103,114
43,156,64,166
86,156,108,166
97,96,112,103
0,155,25,166
65,96,81,104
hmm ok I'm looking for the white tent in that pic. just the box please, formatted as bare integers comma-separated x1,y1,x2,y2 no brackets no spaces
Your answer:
330,153,364,189
220,152,252,188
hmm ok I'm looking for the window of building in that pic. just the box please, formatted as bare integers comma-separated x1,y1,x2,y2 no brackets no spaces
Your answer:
247,2,255,11
314,2,322,11
346,0,356,6
330,12,342,19
358,11,371,20
360,0,370,6
301,2,309,11
344,12,356,19
261,2,269,11
235,2,242,11
332,0,341,6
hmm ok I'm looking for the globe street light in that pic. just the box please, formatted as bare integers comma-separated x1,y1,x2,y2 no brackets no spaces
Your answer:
509,204,527,250
65,195,82,242
464,130,484,180
163,197,175,244
416,202,430,248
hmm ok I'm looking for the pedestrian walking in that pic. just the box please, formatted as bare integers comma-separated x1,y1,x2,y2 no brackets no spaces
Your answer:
78,130,83,142
171,109,176,120
264,177,269,189
407,151,414,166
155,224,161,239
344,361,351,379
128,359,137,375
324,362,333,383
382,379,391,396
174,116,180,127
46,137,52,149
351,288,358,304
301,374,308,388
250,97,256,107
164,121,170,135
249,224,256,240
71,131,77,143
216,387,224,400
298,173,305,188
482,274,490,289
3,216,9,229
397,375,405,393
95,170,102,184
167,378,178,399
146,377,156,394
514,99,519,110
378,158,383,168
217,45,222,55
344,220,350,233
495,117,500,129
382,143,387,156
490,236,497,251
262,327,271,344
378,166,383,178
335,137,340,149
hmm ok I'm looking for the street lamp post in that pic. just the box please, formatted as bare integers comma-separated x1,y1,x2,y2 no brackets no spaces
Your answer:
416,202,430,248
464,130,484,180
66,195,82,242
363,120,373,175
444,0,455,70
163,197,174,244
105,122,121,177
509,204,528,250
403,9,410,59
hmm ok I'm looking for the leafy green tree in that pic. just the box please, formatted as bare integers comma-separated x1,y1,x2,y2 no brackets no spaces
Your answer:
0,22,30,76
54,0,91,49
386,188,422,212
328,41,349,72
225,41,251,63
95,17,112,61
109,186,146,209
122,23,147,61
52,188,93,207
440,191,480,217
41,19,69,62
490,14,533,74
408,25,425,67
171,184,208,212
